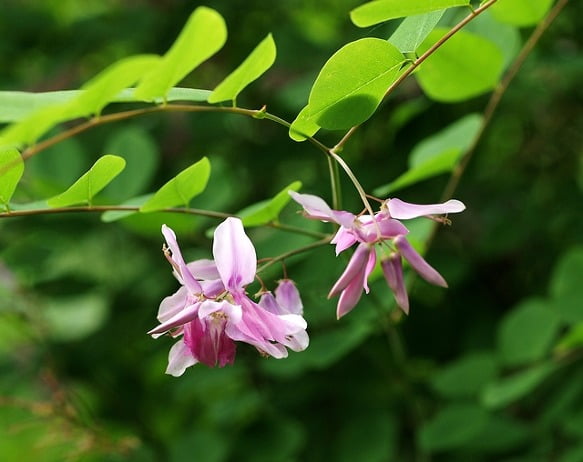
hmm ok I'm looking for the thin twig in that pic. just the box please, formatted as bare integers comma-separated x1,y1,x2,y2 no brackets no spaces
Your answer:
256,237,331,273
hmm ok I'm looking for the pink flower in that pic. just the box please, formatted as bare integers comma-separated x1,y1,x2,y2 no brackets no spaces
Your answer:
148,217,309,376
290,191,465,316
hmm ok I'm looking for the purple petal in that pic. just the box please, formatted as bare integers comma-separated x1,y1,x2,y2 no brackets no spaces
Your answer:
328,243,370,297
274,279,303,315
198,300,242,325
184,317,236,367
161,225,202,293
258,292,283,315
387,198,466,220
289,191,356,228
381,254,409,314
213,217,257,291
336,277,365,319
395,236,448,288
157,286,188,323
199,279,225,298
362,248,377,294
148,302,201,336
331,228,358,255
166,340,198,377
186,259,221,280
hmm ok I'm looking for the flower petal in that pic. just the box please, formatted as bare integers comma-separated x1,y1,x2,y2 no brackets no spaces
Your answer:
336,277,365,319
328,243,370,298
289,191,355,228
184,316,237,367
362,248,377,294
157,286,188,323
331,228,357,255
198,300,242,325
395,236,448,288
186,258,221,280
213,217,257,291
381,254,409,314
274,279,303,315
148,302,201,336
166,340,198,377
387,198,466,220
161,225,202,293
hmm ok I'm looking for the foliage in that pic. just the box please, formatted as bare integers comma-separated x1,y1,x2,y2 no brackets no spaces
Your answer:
0,0,581,461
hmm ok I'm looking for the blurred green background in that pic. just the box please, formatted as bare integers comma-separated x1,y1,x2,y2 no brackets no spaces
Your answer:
1,1,582,461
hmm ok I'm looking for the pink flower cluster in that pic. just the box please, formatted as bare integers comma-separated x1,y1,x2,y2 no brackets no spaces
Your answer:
289,191,465,318
148,217,308,376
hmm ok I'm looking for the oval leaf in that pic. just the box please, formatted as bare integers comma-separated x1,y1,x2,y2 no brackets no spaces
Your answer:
289,38,405,137
416,28,504,102
481,362,557,409
389,10,445,54
498,298,561,367
134,7,227,101
208,34,276,104
239,181,302,227
140,157,211,212
351,0,469,28
0,148,24,208
68,54,161,116
490,0,554,27
47,155,126,207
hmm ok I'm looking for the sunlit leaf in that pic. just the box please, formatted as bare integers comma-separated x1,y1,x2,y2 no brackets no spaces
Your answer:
416,28,504,102
498,298,561,367
490,0,554,27
289,38,405,138
0,148,24,209
351,0,469,28
67,55,161,117
481,362,557,409
208,34,276,104
47,155,126,207
389,10,445,53
140,157,211,212
239,181,302,227
134,7,227,101
419,404,489,451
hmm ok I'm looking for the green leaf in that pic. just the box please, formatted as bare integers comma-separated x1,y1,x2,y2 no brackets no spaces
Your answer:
239,181,302,227
336,411,397,462
208,34,276,104
463,414,529,453
416,28,504,102
101,126,159,201
374,114,482,195
550,246,583,325
0,87,211,123
490,0,554,27
67,55,160,117
481,362,557,409
432,352,498,398
0,148,24,208
47,155,126,207
140,157,211,212
289,38,405,138
134,7,227,101
350,0,469,28
43,294,109,342
555,323,583,354
289,106,321,141
498,298,561,367
389,10,445,54
419,404,489,451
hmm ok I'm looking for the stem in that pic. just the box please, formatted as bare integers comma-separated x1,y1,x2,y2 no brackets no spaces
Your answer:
327,156,342,209
328,151,376,219
19,104,324,162
332,0,499,153
256,237,331,273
